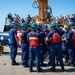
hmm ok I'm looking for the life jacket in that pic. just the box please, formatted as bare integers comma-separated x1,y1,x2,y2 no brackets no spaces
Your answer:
29,32,40,46
17,31,24,41
70,29,75,42
16,31,21,48
50,32,62,44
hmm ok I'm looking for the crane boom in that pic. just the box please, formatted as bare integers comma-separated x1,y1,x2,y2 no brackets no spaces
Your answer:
32,0,52,24
36,0,48,21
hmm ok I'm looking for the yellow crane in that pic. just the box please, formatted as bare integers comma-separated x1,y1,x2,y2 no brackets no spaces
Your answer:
32,0,52,24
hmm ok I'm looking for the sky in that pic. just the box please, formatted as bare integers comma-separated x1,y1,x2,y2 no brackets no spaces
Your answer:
0,0,75,31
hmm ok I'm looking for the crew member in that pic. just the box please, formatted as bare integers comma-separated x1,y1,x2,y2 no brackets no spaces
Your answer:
9,21,19,65
27,22,43,72
66,21,75,67
19,23,29,67
46,22,66,72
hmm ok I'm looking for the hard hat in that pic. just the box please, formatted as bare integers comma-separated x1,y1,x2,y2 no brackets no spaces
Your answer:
31,22,37,28
20,23,27,27
44,24,48,29
64,24,69,28
37,23,42,29
11,21,17,26
69,22,75,26
50,22,57,27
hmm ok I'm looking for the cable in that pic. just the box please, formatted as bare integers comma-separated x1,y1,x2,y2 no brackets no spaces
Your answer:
47,6,52,15
32,1,39,9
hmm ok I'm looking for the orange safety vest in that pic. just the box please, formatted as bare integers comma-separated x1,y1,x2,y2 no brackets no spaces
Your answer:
70,29,75,42
17,31,21,48
29,32,40,46
50,33,62,44
17,31,24,41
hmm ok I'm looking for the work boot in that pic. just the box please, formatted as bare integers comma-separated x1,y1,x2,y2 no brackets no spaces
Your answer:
70,63,75,67
37,68,43,72
12,60,19,65
29,68,33,72
61,67,65,72
67,62,74,66
50,67,56,72
22,62,29,67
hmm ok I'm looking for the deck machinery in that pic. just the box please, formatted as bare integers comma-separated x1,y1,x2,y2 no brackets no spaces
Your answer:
32,0,52,24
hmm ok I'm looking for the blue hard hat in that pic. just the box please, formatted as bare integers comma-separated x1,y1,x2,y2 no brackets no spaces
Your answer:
11,21,17,26
69,22,75,26
44,24,48,29
37,23,42,29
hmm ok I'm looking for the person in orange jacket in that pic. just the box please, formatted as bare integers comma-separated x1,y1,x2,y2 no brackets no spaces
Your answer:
46,22,66,72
